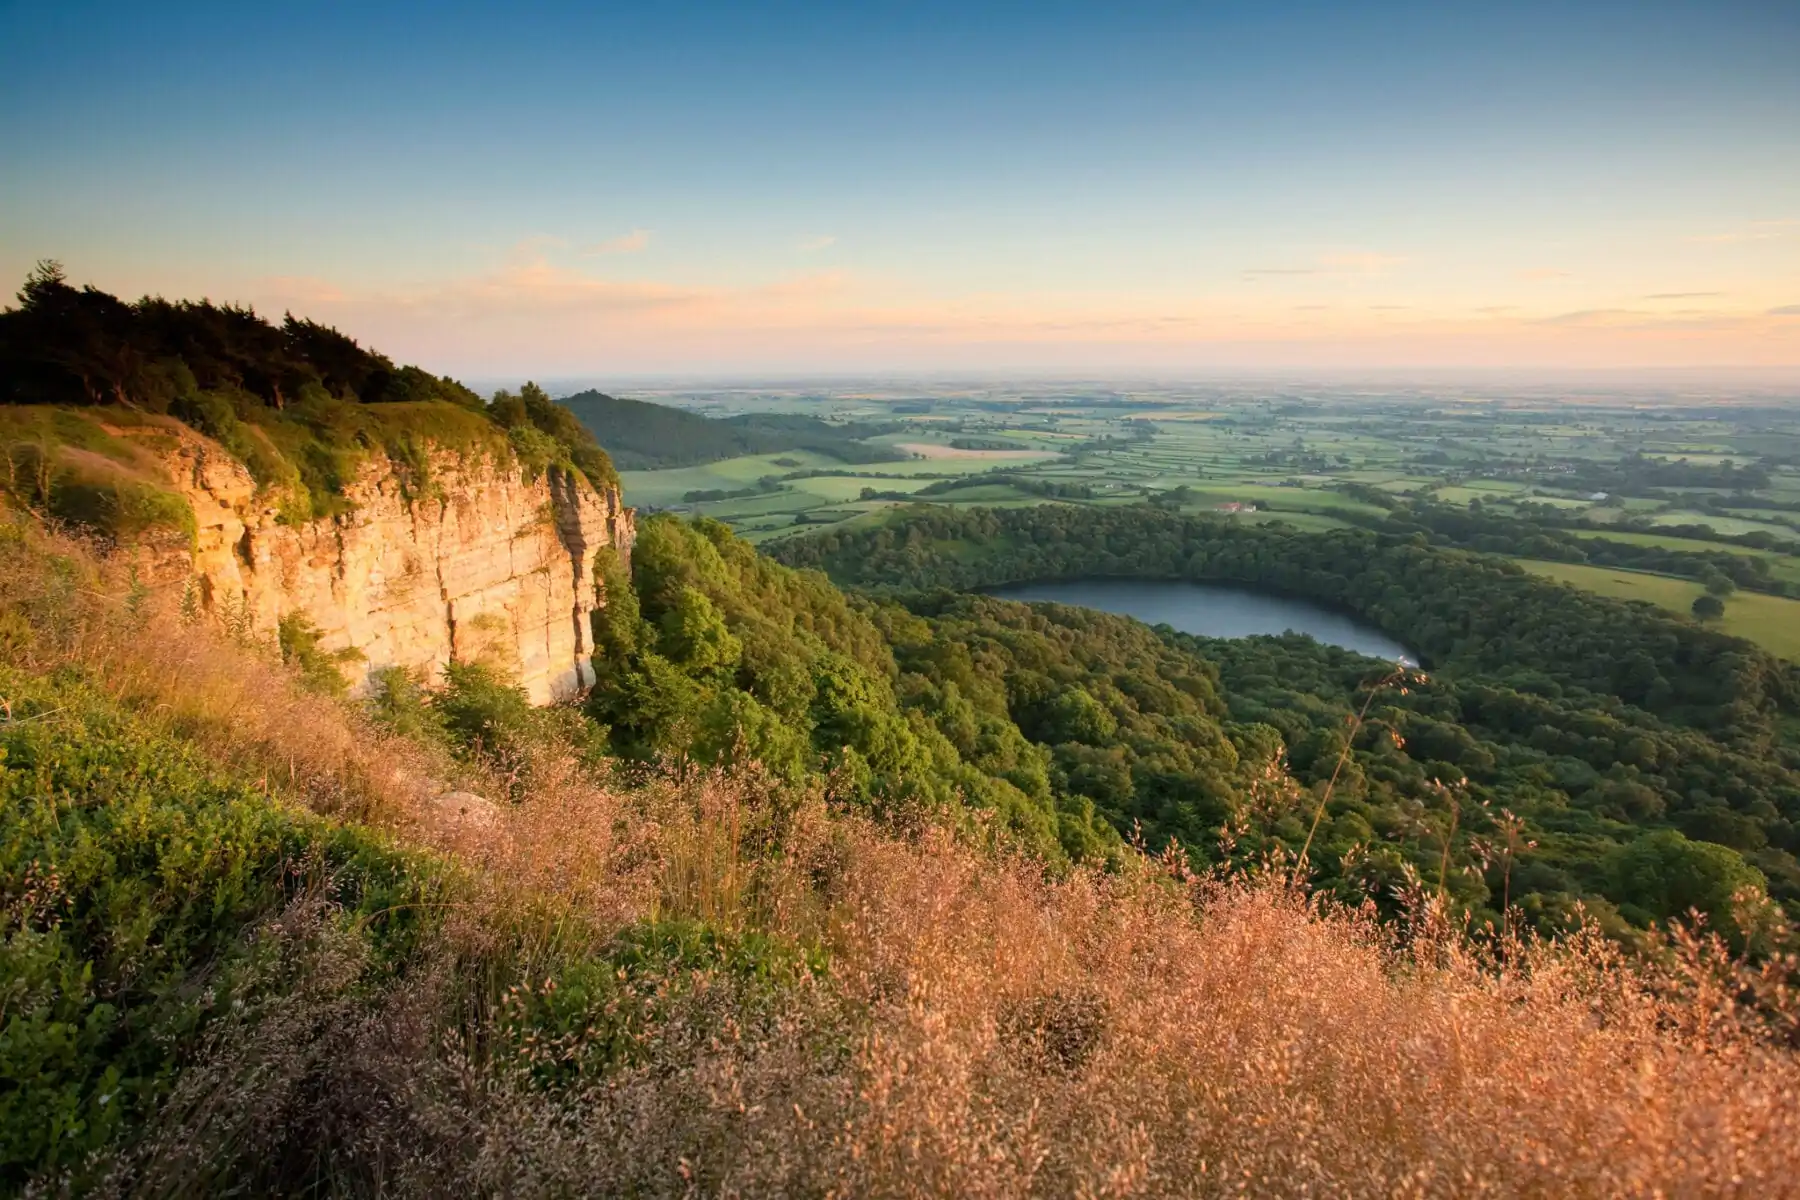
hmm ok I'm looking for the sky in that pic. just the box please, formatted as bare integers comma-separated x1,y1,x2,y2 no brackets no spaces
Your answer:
2,0,1798,379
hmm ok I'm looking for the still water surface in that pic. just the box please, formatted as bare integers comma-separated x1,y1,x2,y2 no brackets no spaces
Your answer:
988,579,1418,664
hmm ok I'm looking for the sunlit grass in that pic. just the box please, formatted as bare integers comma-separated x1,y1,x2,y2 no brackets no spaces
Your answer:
1513,558,1800,660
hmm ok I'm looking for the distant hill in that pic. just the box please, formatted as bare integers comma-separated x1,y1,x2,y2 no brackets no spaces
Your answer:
558,390,909,469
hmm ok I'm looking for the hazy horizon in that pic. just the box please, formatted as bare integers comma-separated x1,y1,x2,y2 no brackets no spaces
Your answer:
4,0,1797,377
510,364,1800,397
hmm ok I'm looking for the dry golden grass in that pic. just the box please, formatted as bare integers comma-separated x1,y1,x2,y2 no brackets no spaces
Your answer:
9,512,1800,1197
0,522,439,825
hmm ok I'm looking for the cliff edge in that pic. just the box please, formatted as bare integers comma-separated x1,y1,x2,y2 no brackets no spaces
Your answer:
151,426,634,703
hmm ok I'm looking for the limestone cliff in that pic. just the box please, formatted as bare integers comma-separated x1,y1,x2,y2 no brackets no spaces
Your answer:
142,428,634,704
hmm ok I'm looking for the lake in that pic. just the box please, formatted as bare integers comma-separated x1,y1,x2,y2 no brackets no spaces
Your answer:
987,579,1418,664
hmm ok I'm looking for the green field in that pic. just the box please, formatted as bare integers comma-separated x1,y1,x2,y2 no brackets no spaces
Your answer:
1434,483,1529,504
1561,528,1800,586
1513,559,1800,661
597,387,1800,565
619,451,845,506
1238,510,1355,532
620,449,1019,512
1648,510,1800,542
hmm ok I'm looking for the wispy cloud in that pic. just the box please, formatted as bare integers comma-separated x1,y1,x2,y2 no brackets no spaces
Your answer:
1536,308,1641,327
261,255,709,325
1518,268,1571,281
752,269,852,300
1319,251,1406,275
1532,307,1760,333
258,276,348,304
240,243,1800,375
582,229,651,255
1645,291,1722,300
1243,252,1405,280
506,235,569,264
254,251,860,337
797,234,838,252
1687,218,1799,245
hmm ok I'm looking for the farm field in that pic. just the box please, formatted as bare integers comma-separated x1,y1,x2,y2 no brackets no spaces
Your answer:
1512,559,1800,661
1561,529,1800,586
591,385,1800,607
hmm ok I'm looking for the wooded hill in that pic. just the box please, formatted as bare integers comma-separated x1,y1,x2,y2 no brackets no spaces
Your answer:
557,390,909,469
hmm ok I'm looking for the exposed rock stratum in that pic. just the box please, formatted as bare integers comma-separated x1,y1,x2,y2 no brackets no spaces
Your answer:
140,427,634,703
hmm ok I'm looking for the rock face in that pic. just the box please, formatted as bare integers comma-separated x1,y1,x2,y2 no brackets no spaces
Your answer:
145,429,635,704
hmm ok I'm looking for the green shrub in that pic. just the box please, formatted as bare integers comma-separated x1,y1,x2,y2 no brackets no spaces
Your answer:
491,918,828,1092
0,665,439,1184
489,382,619,491
433,662,605,790
1607,829,1766,929
276,613,363,696
507,423,565,482
367,665,448,745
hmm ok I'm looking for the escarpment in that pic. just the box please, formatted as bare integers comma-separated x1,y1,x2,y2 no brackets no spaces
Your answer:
149,428,634,703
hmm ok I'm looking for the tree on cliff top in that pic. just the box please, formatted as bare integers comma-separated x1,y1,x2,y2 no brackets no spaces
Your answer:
0,261,484,413
0,266,619,514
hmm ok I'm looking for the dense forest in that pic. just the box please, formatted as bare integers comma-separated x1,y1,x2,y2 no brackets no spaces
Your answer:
0,265,618,529
558,390,907,469
580,514,1122,862
771,503,1800,931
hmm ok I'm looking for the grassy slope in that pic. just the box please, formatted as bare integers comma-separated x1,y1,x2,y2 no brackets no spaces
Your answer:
0,664,435,1180
0,399,552,542
1513,557,1800,660
6,515,1800,1191
0,407,197,540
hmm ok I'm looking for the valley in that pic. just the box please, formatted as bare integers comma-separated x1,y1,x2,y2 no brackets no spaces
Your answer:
596,383,1800,661
9,0,1800,1189
3,273,1799,1193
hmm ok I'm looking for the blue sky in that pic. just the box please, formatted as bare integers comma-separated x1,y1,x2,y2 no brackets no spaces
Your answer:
3,0,1797,375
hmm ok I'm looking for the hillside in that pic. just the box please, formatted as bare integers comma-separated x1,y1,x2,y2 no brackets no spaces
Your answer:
7,273,1800,1193
774,503,1800,929
558,389,908,469
5,509,1800,1194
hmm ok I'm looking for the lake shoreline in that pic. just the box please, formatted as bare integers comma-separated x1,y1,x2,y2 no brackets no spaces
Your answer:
983,576,1420,665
